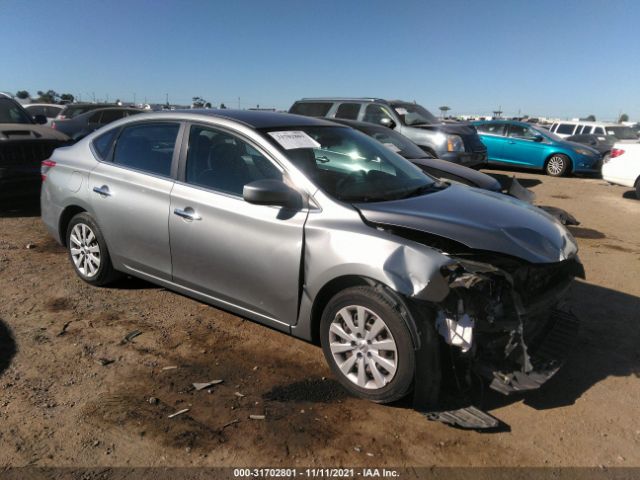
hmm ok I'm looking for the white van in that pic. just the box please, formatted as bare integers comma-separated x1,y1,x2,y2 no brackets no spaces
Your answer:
549,121,639,143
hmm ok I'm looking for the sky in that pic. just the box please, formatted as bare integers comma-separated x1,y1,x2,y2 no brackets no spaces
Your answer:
2,0,639,121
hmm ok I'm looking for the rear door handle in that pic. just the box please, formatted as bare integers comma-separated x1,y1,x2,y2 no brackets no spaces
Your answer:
93,185,111,196
174,207,201,221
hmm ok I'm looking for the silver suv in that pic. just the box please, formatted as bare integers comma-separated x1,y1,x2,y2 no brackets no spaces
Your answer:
290,98,487,168
41,110,582,409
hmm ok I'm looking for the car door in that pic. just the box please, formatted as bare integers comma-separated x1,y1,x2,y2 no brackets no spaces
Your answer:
475,123,507,163
89,121,182,280
502,123,547,167
169,123,308,328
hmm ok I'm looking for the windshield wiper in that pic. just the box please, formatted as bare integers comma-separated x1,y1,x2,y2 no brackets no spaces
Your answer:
395,182,446,199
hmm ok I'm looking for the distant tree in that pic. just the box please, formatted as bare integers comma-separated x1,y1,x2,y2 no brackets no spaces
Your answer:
15,90,30,99
219,103,227,109
191,96,207,108
585,114,596,121
60,93,74,103
36,90,59,103
618,113,629,123
204,102,212,108
439,106,451,118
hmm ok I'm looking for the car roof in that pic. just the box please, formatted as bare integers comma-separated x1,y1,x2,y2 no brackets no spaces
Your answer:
296,97,388,104
24,103,65,108
553,120,622,127
148,109,342,129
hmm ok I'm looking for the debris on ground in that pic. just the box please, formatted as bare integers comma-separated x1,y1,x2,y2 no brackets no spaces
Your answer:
57,321,72,337
249,414,265,420
161,365,178,371
192,380,223,391
222,419,239,428
234,392,245,398
95,358,114,366
148,397,159,405
168,408,189,419
121,330,142,344
25,243,36,249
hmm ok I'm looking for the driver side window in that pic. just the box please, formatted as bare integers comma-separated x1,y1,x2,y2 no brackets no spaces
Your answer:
362,104,394,124
508,124,537,140
185,125,282,196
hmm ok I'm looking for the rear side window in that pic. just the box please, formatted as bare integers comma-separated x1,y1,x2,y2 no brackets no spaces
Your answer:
92,129,118,160
580,125,592,134
26,106,46,117
289,102,332,117
593,126,605,134
555,123,575,134
112,123,180,177
100,109,128,123
334,103,360,120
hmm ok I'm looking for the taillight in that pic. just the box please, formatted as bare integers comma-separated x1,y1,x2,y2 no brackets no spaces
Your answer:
611,148,625,158
41,160,56,181
51,122,57,129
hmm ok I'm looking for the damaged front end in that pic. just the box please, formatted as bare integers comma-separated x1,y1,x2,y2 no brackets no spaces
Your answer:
434,254,584,397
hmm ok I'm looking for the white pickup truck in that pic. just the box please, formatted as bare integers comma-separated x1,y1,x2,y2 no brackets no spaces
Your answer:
602,143,640,199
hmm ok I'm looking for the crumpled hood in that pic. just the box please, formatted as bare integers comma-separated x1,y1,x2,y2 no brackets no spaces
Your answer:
355,184,578,264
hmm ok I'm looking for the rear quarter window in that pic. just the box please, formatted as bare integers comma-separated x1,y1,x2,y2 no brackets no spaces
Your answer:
289,102,333,117
334,103,361,120
92,128,118,160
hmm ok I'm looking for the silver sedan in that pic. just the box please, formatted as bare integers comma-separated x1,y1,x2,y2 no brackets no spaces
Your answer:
41,110,584,407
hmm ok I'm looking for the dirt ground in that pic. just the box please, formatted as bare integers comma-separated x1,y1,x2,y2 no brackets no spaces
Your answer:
0,170,639,469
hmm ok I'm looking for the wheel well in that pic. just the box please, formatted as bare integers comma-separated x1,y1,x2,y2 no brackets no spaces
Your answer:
635,175,640,188
545,152,573,173
309,275,370,345
58,206,86,247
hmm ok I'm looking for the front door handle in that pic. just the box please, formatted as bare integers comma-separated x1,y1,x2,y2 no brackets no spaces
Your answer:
93,185,111,196
174,207,201,221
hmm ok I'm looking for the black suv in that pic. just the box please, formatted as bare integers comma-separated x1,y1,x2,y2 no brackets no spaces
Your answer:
0,94,70,204
290,98,487,168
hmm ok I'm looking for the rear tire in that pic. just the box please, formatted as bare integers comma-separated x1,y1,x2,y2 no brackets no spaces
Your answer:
545,154,570,177
635,178,640,200
66,212,120,286
320,286,416,404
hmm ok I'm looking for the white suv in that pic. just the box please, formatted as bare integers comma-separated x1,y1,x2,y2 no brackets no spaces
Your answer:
549,121,639,143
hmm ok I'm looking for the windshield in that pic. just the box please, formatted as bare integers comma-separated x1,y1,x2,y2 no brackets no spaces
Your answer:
260,126,440,203
390,102,439,126
0,98,33,124
605,126,638,140
359,124,432,159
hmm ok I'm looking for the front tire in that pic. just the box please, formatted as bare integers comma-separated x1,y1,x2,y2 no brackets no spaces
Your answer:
66,212,119,286
320,286,415,403
545,154,570,177
635,177,640,200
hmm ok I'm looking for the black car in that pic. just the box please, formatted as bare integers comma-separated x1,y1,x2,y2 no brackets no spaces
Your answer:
56,103,118,120
330,118,504,193
52,107,142,141
0,94,70,204
566,133,616,160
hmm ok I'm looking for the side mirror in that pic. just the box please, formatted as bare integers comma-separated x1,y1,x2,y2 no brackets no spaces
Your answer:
533,134,544,142
33,115,48,125
243,179,296,206
380,117,396,129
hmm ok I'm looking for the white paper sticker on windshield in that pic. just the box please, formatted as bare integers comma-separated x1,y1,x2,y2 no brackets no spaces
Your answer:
268,131,321,150
383,142,402,153
395,107,408,115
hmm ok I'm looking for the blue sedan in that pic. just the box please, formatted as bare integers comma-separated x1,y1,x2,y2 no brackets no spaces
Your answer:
472,120,602,176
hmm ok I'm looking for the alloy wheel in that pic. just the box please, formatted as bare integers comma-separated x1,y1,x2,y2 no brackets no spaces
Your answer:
69,223,101,278
328,305,398,389
547,156,565,176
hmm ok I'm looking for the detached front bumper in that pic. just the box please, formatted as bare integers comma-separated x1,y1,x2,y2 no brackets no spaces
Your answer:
481,309,579,394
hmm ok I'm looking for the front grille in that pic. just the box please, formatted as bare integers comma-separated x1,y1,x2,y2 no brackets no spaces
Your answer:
0,140,62,168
